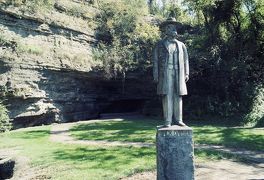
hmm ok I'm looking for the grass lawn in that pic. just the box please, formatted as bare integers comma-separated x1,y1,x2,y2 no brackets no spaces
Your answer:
0,118,263,179
193,125,264,151
0,126,156,180
70,118,264,151
70,119,158,143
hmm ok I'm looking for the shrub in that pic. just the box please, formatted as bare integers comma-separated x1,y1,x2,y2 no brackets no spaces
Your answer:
0,102,12,132
243,86,264,127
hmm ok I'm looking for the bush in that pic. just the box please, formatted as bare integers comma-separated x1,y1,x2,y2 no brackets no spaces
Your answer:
243,86,264,127
0,102,12,132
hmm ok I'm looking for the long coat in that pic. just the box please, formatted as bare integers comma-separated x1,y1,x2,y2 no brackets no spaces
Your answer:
153,39,189,96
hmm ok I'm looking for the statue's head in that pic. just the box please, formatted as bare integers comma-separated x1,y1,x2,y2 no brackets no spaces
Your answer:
160,16,178,39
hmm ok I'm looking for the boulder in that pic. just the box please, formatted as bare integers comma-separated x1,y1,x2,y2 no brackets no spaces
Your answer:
0,157,15,179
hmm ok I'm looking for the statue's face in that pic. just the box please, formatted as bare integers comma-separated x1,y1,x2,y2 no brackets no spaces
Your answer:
165,24,178,38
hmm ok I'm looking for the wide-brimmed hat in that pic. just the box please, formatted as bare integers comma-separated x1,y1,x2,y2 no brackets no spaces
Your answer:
160,17,178,28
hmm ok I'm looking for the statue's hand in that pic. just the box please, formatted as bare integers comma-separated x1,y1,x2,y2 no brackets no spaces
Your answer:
185,75,189,82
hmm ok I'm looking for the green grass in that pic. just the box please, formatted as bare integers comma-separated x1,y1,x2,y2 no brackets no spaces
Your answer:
0,126,156,180
195,149,237,160
70,119,264,151
70,119,158,143
1,118,263,179
193,125,264,151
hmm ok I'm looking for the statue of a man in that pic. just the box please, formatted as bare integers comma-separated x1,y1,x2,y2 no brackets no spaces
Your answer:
153,17,189,127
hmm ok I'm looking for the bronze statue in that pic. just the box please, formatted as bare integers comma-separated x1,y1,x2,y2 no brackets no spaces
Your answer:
153,17,189,127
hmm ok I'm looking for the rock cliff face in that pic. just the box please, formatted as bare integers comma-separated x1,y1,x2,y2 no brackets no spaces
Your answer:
0,2,157,128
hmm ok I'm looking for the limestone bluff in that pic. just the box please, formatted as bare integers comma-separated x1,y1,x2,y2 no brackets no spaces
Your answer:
0,1,156,128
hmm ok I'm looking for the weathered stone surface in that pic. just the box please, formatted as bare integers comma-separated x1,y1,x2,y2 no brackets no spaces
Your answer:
0,4,158,128
156,125,195,180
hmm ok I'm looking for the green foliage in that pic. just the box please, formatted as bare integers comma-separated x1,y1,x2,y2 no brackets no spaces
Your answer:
148,1,193,25
93,41,135,78
94,0,160,77
179,0,264,119
2,0,54,12
0,102,11,132
243,86,264,127
141,0,264,120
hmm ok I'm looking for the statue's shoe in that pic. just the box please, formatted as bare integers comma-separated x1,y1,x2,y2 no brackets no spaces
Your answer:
157,124,171,129
164,124,171,127
175,121,186,126
164,121,171,127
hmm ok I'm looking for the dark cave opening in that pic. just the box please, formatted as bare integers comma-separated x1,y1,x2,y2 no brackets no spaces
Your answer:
101,99,146,114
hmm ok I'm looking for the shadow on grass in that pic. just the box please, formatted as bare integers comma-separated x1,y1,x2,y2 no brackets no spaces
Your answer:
70,119,159,143
70,118,263,151
194,148,263,165
193,126,264,151
221,128,263,151
195,148,235,160
53,146,156,170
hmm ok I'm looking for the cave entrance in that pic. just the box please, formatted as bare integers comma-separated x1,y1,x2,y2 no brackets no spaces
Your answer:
101,99,145,115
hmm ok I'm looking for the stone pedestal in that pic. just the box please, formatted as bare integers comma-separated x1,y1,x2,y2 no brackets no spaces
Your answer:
156,125,194,180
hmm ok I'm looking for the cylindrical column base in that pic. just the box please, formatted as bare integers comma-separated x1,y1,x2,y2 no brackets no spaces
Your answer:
156,125,195,180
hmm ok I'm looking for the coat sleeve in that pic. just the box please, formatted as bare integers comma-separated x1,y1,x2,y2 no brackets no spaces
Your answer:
153,44,159,83
183,43,189,77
